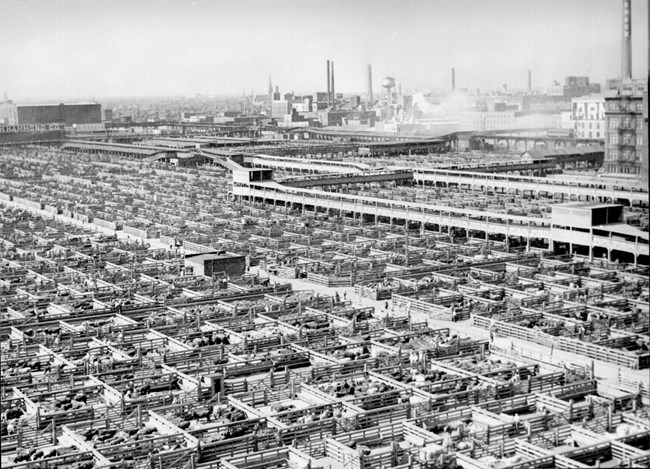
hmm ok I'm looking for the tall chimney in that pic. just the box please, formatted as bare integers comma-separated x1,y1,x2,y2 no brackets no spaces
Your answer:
622,0,632,79
367,64,373,104
452,68,456,92
327,60,331,106
528,69,532,93
331,61,335,105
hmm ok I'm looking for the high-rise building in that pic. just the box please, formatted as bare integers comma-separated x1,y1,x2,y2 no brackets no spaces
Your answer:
604,81,648,176
602,0,648,179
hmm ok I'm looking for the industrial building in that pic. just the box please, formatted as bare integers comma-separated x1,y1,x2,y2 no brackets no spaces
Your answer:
16,102,102,126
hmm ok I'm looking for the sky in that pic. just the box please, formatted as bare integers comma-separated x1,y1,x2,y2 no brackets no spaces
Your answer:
0,0,648,101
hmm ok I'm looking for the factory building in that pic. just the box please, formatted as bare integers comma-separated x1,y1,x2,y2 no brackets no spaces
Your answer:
459,111,516,132
318,110,376,127
17,103,102,126
547,76,601,98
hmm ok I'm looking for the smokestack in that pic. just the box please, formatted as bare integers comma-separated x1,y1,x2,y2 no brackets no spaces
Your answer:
622,0,632,79
367,64,373,104
327,60,331,106
528,69,532,93
331,61,335,106
452,68,455,92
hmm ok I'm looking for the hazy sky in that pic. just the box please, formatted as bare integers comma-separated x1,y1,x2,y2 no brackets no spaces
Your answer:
1,0,647,100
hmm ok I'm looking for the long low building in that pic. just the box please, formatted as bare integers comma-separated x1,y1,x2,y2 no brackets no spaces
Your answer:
61,141,176,159
358,139,448,156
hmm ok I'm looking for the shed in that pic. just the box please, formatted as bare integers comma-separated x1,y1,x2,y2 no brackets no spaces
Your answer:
184,252,246,277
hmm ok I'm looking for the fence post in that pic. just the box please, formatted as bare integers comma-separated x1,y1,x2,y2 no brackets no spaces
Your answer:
137,404,142,428
606,405,613,433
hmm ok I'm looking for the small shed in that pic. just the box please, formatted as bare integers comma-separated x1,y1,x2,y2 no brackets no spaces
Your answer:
184,252,246,277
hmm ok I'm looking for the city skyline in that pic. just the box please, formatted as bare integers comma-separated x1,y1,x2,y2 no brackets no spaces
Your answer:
1,0,648,101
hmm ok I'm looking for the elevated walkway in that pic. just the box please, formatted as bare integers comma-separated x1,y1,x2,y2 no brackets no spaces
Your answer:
244,154,370,173
278,169,413,188
231,181,648,260
412,168,649,204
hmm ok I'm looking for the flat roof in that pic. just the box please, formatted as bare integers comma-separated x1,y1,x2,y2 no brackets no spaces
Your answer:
594,223,649,240
17,102,99,107
234,167,273,173
523,146,604,159
571,94,604,102
555,202,622,210
201,149,246,157
362,139,445,147
185,251,245,260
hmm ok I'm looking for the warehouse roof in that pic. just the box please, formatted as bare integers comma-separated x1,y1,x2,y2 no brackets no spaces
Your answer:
522,146,603,159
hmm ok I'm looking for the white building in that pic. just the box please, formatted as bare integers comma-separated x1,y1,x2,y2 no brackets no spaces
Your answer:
459,111,516,132
571,95,605,140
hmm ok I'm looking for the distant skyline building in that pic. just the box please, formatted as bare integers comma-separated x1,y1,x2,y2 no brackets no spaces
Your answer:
271,100,290,119
548,76,601,98
0,94,18,125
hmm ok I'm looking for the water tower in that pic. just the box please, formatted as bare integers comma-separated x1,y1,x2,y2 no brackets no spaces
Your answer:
382,76,395,119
